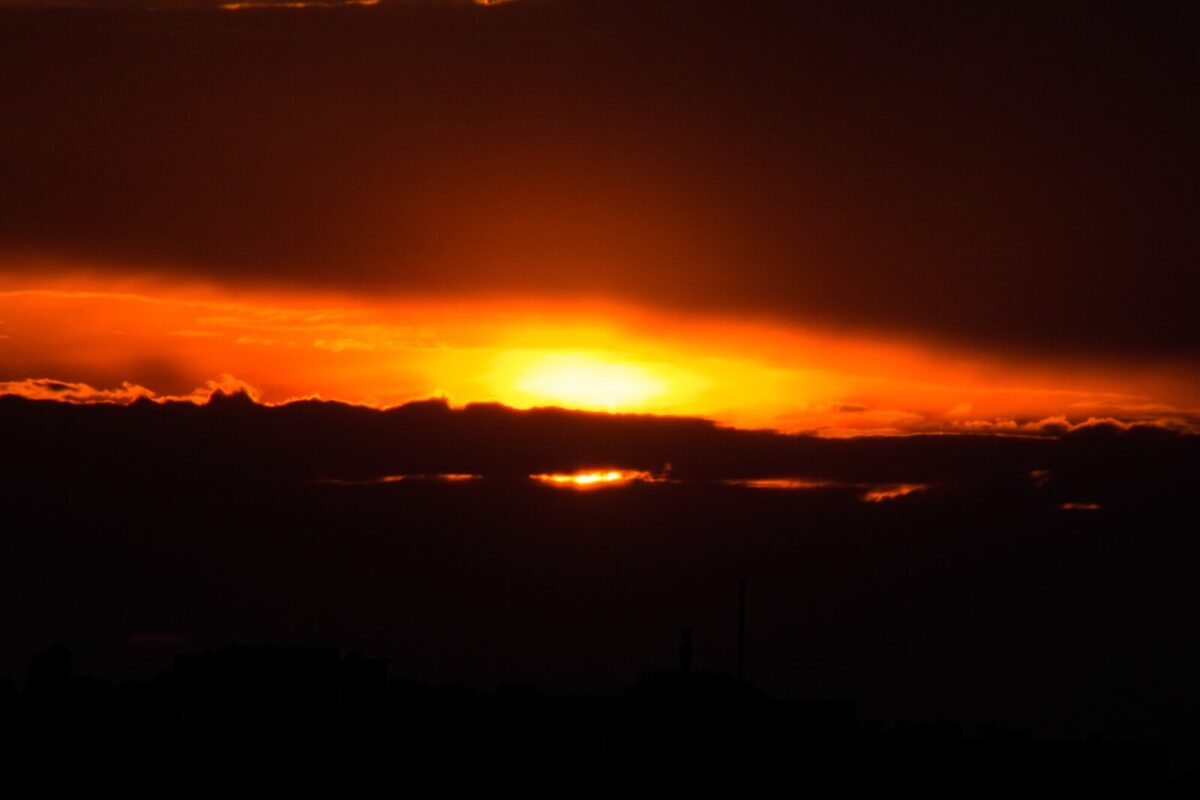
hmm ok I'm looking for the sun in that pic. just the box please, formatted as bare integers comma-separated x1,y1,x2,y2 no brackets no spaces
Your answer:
492,350,680,412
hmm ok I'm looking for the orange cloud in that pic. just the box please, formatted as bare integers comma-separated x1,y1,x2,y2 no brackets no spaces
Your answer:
0,378,156,404
0,374,260,405
861,483,927,503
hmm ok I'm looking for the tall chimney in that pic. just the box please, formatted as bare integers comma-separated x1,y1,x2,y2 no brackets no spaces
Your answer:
736,578,747,681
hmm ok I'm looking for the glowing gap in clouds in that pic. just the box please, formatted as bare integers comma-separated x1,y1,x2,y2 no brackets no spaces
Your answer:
724,478,835,490
531,470,654,489
725,478,930,502
313,473,481,485
861,484,927,502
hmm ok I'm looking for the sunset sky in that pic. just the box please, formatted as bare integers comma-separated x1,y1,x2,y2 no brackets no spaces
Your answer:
2,0,1198,434
9,6,1200,772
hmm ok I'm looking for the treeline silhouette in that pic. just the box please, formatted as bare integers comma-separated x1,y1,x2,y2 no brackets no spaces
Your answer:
3,642,1182,798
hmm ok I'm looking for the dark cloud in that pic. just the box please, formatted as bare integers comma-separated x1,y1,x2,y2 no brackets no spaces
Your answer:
1,1,1197,356
2,390,1195,499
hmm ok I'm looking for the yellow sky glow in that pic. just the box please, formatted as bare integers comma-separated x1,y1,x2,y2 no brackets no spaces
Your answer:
496,350,701,413
0,276,1197,435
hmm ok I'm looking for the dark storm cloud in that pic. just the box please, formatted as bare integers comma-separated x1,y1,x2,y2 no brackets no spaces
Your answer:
1,1,1197,356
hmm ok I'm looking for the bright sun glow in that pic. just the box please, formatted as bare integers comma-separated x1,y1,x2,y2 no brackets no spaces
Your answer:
497,351,685,412
531,469,652,489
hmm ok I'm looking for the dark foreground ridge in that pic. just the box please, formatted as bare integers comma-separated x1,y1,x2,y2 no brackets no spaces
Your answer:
3,641,1183,798
3,394,1200,792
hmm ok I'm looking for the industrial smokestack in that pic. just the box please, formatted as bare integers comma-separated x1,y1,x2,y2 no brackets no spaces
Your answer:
737,578,746,681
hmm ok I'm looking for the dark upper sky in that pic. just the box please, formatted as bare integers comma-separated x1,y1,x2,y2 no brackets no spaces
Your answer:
1,0,1197,358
